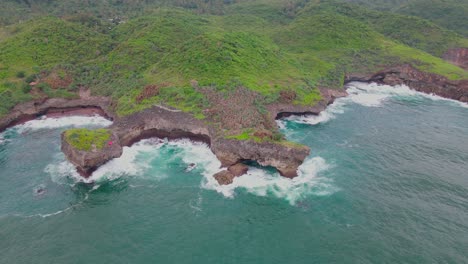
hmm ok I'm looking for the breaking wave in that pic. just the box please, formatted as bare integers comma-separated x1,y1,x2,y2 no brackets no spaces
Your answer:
283,82,468,126
202,156,336,205
15,114,112,134
45,138,336,204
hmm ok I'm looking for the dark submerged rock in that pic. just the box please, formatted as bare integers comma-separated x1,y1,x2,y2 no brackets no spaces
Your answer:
213,170,237,185
228,163,249,177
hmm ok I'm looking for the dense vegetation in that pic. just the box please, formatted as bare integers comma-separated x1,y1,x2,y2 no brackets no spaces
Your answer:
345,0,468,36
0,0,467,140
64,128,111,151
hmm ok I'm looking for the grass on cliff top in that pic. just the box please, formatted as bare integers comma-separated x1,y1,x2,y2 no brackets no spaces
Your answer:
226,129,307,149
0,4,467,121
64,128,111,151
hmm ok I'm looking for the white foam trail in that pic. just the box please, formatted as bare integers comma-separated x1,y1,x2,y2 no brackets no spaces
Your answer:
88,138,165,182
45,157,82,184
85,138,220,183
48,137,334,204
347,82,468,108
15,115,112,133
284,82,467,126
203,156,336,205
283,99,347,126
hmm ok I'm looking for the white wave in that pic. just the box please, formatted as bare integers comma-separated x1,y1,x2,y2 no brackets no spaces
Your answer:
88,139,164,182
44,158,82,184
347,82,468,108
86,138,219,183
48,137,334,204
15,115,112,133
202,156,337,205
284,82,467,126
283,99,347,126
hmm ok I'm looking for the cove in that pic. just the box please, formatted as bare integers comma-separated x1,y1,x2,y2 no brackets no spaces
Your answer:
0,83,467,263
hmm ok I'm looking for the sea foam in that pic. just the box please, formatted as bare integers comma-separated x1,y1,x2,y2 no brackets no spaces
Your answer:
283,82,468,126
15,115,112,134
45,137,336,204
203,156,336,205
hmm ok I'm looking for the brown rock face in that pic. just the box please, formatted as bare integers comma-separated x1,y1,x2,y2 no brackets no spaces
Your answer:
228,163,249,177
212,138,309,178
443,48,468,70
213,170,237,185
0,96,114,132
269,88,348,119
61,132,123,177
346,64,468,103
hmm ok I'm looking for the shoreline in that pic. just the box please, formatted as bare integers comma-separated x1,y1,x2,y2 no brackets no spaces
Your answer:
5,107,111,131
1,65,467,180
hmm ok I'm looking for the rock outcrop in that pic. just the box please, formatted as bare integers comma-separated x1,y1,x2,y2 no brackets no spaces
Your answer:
443,48,468,70
268,88,348,119
213,163,249,185
0,95,114,132
6,63,465,183
213,170,237,185
61,132,123,177
346,64,468,102
56,102,311,178
228,163,249,177
212,138,309,178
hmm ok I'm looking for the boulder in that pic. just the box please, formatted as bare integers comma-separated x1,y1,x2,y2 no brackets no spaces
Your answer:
228,163,249,177
61,132,123,177
213,170,236,185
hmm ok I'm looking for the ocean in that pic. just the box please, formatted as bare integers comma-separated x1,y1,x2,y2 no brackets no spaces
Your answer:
1,82,467,263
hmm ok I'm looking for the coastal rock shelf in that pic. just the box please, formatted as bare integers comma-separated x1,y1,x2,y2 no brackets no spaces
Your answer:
1,64,467,183
346,64,468,102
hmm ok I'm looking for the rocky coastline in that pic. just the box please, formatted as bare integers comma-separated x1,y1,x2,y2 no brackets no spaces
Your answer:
345,64,468,102
1,64,467,185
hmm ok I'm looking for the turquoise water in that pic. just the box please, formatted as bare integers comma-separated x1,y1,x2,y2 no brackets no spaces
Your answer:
1,82,467,263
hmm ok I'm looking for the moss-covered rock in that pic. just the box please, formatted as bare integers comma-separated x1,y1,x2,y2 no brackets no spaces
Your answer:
64,128,111,151
61,129,122,177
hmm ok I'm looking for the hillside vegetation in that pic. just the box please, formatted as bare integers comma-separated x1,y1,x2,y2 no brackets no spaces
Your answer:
0,0,467,139
344,0,468,36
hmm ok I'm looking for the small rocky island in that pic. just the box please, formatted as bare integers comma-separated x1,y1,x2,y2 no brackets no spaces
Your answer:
59,86,346,181
0,62,465,185
0,5,466,185
56,64,465,184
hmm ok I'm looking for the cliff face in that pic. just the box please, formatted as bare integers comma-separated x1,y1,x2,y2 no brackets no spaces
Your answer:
212,138,310,178
0,96,115,132
61,132,123,177
8,63,467,182
443,48,468,70
56,85,352,180
268,88,348,119
346,64,468,102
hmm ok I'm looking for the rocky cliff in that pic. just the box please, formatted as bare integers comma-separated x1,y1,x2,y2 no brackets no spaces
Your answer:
0,95,114,132
346,64,468,102
57,85,353,181
443,48,468,70
61,131,122,176
3,63,466,184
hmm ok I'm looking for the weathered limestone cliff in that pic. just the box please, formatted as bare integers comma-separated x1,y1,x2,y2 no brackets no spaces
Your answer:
346,64,468,102
443,48,468,70
2,64,466,185
61,132,122,176
0,95,114,132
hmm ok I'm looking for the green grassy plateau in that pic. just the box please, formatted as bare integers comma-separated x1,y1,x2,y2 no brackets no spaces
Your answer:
1,0,467,142
64,128,111,151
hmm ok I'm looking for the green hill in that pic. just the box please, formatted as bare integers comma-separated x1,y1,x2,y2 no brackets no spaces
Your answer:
343,0,468,37
0,0,467,136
